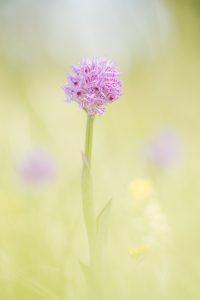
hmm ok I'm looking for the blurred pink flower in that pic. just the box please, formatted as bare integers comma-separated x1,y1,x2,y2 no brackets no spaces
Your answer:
18,149,56,186
144,129,182,169
63,57,122,115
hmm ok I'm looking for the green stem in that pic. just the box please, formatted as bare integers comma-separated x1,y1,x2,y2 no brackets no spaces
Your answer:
82,115,95,264
85,115,94,167
82,115,104,299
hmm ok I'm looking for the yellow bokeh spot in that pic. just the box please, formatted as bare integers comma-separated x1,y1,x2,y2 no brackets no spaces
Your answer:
129,178,154,201
128,245,149,257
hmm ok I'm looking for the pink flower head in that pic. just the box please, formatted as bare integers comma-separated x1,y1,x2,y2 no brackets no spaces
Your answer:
143,129,182,169
63,57,122,115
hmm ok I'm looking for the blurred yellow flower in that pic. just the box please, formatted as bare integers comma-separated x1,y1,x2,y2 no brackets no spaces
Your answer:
129,178,154,201
128,245,149,257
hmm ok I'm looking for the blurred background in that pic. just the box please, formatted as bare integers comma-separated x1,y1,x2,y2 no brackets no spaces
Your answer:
0,0,200,299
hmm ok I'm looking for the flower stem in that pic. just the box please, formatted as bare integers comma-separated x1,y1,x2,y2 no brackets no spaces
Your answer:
82,115,105,299
82,115,95,265
85,115,94,167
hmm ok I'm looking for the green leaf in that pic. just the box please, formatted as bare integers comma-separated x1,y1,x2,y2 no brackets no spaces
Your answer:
79,260,92,280
96,199,112,245
81,151,89,169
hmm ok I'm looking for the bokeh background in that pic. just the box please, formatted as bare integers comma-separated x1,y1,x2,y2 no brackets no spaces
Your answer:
0,0,200,299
